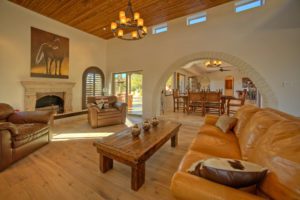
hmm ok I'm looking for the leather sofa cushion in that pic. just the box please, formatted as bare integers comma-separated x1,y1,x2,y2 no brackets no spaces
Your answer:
98,107,119,113
238,110,284,160
265,107,300,121
190,125,241,159
13,123,49,147
233,105,259,138
248,120,300,200
97,108,121,119
0,103,14,120
8,111,51,124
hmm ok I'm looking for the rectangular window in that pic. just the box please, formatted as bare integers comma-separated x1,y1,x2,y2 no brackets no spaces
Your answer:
235,0,264,13
187,12,207,26
152,23,168,34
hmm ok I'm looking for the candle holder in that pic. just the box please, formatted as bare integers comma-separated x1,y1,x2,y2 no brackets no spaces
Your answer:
131,124,141,137
142,120,151,131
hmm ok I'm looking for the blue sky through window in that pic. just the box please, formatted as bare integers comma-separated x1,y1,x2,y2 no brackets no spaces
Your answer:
188,16,207,25
154,26,168,34
235,0,263,13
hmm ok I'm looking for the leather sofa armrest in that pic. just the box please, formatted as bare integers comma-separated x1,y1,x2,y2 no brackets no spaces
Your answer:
114,102,127,112
0,126,14,171
170,172,264,200
204,115,219,125
8,111,52,124
87,105,101,128
0,122,18,136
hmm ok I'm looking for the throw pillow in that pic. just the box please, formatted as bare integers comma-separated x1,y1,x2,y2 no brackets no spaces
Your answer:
103,103,110,109
215,115,237,133
97,103,104,110
187,158,268,188
95,99,103,104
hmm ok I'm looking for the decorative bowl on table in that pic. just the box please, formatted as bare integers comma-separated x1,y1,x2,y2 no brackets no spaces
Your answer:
151,117,159,127
142,120,151,131
131,124,141,137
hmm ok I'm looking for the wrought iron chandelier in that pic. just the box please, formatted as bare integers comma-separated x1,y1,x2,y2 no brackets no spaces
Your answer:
205,59,222,68
111,0,147,40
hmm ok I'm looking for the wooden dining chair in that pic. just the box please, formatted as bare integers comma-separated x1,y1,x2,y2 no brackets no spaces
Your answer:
204,91,222,115
187,91,205,115
227,89,247,115
172,89,185,112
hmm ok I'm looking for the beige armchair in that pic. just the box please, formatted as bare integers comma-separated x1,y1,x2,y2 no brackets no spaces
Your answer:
87,96,127,128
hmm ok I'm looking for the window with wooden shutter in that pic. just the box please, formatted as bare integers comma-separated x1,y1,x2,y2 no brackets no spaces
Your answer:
82,67,105,109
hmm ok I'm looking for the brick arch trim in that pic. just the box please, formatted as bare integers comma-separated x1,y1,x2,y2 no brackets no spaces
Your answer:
152,51,278,115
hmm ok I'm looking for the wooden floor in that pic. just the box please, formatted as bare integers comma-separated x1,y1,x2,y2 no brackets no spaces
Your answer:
0,115,202,200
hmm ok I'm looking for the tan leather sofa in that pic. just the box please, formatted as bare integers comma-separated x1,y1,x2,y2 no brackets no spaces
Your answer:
87,96,127,128
0,103,52,171
171,105,300,200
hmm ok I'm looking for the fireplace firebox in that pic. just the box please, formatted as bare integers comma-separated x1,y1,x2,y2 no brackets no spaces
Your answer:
36,95,64,113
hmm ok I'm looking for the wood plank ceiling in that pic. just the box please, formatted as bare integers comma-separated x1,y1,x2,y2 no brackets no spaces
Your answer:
9,0,233,40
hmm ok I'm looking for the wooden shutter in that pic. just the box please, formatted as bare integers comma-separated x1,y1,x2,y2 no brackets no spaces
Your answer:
82,67,104,109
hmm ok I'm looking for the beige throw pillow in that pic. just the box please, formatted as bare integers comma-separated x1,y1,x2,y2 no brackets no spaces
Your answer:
215,115,237,133
187,158,268,188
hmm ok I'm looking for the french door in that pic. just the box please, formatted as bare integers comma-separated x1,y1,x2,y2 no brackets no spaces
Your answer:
112,71,143,115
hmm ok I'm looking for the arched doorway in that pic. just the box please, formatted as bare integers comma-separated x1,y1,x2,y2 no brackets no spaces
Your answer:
152,51,278,115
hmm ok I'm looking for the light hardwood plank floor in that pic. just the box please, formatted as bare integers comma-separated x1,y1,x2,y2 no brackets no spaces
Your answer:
0,115,203,200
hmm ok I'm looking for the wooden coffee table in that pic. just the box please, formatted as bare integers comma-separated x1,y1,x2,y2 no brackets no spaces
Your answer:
93,120,181,191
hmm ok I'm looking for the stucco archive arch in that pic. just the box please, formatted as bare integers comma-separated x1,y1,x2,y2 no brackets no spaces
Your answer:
152,51,278,115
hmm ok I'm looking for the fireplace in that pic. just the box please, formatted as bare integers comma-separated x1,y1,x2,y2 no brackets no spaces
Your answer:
21,81,76,112
36,95,64,114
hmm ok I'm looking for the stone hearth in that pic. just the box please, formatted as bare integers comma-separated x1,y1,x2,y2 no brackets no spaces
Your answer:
21,81,76,112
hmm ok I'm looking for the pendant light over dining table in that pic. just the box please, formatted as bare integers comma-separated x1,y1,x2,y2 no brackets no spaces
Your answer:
111,0,147,40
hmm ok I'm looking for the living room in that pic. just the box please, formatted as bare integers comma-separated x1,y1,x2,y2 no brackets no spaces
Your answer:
1,0,300,199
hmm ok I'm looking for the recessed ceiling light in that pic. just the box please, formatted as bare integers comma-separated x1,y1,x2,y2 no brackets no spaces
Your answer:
102,27,107,31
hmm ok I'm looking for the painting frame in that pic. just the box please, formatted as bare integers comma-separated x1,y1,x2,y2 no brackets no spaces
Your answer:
30,27,69,79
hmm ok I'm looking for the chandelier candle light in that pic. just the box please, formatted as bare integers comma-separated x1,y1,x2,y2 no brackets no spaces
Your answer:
205,60,222,68
111,0,147,40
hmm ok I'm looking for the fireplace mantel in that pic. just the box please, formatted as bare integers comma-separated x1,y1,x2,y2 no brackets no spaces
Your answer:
21,81,76,112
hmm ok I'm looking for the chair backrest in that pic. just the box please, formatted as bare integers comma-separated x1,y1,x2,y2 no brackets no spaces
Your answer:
240,89,247,105
173,89,180,98
188,92,205,102
206,91,221,102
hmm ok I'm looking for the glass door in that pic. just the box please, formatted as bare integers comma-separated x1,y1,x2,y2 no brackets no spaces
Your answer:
112,71,143,115
113,73,127,103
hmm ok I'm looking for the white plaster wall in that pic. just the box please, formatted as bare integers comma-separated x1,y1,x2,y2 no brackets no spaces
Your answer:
0,1,107,111
107,0,300,117
207,70,243,94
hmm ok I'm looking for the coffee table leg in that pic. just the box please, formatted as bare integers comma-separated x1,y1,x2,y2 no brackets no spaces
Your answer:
171,132,178,147
131,162,145,191
99,154,113,173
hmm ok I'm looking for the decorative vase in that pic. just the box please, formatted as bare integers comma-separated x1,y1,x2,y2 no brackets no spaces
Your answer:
143,120,151,131
131,124,141,137
151,117,159,127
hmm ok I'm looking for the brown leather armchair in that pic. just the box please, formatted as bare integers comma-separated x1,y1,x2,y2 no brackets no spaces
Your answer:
87,96,127,128
0,103,52,171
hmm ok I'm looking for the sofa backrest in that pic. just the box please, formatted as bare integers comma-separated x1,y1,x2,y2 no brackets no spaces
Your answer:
234,105,300,199
87,96,117,106
233,104,259,137
238,110,285,160
0,103,14,122
248,120,300,200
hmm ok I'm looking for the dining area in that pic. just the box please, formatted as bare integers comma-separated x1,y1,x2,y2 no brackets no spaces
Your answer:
172,89,247,116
